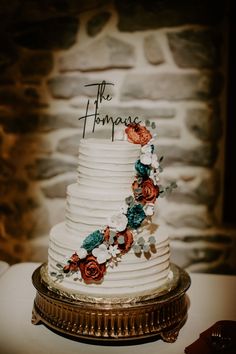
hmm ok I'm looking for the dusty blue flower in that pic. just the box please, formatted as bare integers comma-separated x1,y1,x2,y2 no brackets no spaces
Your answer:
127,204,146,229
135,160,150,177
82,230,104,252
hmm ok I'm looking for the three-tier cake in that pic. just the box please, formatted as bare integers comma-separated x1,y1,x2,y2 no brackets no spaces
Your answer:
32,122,190,343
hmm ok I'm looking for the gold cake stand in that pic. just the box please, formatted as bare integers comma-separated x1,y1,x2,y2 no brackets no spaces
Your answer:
32,263,191,344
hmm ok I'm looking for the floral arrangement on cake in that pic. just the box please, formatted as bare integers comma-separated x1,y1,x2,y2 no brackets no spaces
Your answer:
51,122,177,283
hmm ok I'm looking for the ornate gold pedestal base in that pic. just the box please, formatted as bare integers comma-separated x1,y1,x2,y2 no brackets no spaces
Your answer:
32,264,190,344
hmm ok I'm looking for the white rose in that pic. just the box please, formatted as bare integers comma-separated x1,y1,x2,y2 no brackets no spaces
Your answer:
140,152,152,165
149,170,160,185
120,203,128,214
77,248,88,259
151,154,159,169
144,203,155,216
141,144,152,154
107,213,128,232
92,244,111,264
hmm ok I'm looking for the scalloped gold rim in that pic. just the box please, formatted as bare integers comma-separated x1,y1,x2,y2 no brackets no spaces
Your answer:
41,263,180,304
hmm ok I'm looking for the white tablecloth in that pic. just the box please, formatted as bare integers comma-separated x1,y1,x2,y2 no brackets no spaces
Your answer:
0,261,9,278
0,263,236,354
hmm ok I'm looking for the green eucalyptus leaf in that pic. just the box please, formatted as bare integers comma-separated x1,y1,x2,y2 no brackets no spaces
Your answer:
137,177,143,184
56,273,64,279
133,244,142,254
56,263,63,269
148,236,156,245
118,236,125,244
151,122,156,129
125,195,134,206
110,230,116,237
50,272,57,277
170,181,177,189
134,188,142,194
109,235,115,244
143,244,150,252
145,119,150,127
137,236,145,246
159,191,166,198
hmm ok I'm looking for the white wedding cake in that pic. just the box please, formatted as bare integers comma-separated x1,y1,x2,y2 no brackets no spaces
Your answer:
47,123,174,298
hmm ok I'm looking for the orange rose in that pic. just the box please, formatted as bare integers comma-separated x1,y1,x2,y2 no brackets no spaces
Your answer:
125,123,152,146
79,255,106,283
115,229,134,254
141,178,159,204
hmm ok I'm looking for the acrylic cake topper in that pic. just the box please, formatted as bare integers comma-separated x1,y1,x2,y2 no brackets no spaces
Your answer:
78,80,141,141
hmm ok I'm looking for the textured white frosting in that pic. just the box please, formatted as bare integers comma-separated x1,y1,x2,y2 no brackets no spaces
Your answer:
48,222,171,296
65,139,140,237
48,138,172,297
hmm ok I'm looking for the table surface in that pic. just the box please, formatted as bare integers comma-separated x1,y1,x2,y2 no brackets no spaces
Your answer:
0,261,9,278
0,263,236,354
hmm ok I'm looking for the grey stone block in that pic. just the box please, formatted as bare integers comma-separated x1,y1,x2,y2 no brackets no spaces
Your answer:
48,76,114,99
48,76,93,99
168,29,221,69
121,72,222,101
144,34,165,65
156,143,218,167
57,134,80,156
59,36,135,72
166,209,214,229
185,103,222,141
166,169,220,207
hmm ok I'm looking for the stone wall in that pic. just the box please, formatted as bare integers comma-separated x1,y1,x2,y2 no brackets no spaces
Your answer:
0,0,235,273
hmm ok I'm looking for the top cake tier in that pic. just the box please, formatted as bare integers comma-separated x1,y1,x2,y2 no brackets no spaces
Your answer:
65,138,141,237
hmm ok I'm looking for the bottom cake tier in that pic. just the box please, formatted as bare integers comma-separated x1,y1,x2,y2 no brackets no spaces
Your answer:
48,222,172,298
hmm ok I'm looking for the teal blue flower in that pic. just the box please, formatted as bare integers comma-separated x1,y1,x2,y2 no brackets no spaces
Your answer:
135,160,150,177
82,230,104,252
127,204,146,229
